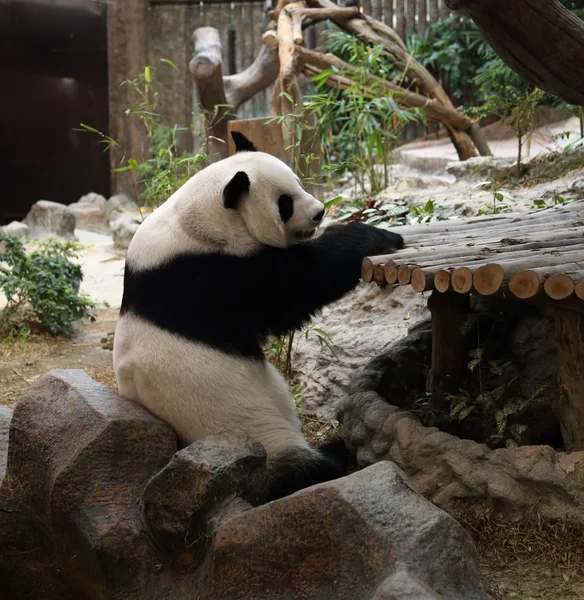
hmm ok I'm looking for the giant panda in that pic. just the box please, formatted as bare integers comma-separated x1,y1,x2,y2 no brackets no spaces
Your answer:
113,131,404,502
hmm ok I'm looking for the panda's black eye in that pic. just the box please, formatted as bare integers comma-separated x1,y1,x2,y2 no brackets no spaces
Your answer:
278,194,294,223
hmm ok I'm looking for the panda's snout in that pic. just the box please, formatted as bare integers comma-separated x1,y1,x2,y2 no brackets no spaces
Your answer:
312,209,325,223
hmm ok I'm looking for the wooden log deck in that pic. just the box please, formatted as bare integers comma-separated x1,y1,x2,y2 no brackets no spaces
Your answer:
361,200,584,452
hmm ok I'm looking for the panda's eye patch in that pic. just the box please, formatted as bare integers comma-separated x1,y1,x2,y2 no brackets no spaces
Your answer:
278,194,294,223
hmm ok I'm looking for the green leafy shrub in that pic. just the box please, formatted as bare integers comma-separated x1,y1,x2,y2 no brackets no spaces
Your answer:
406,15,491,107
467,56,547,176
310,31,423,198
79,59,209,210
0,234,97,338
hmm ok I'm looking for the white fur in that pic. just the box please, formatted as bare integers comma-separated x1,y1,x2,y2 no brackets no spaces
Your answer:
114,314,308,454
114,150,323,455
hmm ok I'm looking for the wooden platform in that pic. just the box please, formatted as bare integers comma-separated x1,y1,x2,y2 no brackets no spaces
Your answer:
361,200,584,452
362,201,584,304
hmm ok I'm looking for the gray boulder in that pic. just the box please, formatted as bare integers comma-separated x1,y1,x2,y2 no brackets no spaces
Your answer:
69,193,110,233
106,194,137,222
1,221,28,240
209,461,487,600
23,200,77,241
571,178,584,197
111,216,141,250
446,156,515,182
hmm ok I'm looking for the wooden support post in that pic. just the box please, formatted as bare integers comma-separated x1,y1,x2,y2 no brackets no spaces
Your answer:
555,309,584,452
427,290,470,392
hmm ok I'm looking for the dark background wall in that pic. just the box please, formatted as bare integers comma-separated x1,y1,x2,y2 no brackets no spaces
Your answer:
0,0,110,225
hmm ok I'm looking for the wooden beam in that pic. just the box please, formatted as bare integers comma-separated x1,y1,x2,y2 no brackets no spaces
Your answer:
555,310,584,451
444,0,584,105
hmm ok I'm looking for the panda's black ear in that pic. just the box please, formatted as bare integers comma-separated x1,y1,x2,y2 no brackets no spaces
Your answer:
223,171,250,210
231,131,257,152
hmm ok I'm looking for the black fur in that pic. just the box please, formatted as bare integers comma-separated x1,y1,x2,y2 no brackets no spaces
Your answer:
120,222,404,361
278,194,294,223
231,131,257,152
266,438,350,501
223,171,250,210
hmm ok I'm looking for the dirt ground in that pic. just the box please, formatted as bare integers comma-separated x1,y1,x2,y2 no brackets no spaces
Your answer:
1,310,584,600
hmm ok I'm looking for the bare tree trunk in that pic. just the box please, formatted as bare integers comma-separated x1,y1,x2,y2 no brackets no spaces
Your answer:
445,0,584,105
189,27,232,162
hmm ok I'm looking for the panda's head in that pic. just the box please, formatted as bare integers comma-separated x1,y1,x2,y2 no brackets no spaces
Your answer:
222,132,325,248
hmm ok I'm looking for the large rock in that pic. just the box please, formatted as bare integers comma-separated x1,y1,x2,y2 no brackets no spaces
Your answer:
142,432,268,574
0,370,178,600
23,200,77,240
572,178,584,197
208,461,487,600
1,221,29,240
68,192,110,233
445,156,515,182
342,354,584,523
292,283,428,419
0,370,488,600
111,216,141,250
106,194,138,223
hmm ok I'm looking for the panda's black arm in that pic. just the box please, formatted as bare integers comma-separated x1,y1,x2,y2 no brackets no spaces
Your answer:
249,222,404,336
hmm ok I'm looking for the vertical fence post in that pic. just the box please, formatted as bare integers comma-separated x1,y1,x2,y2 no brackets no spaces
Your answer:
417,0,427,33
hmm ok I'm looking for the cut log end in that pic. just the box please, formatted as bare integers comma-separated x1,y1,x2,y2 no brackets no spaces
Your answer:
361,257,374,282
384,260,399,284
544,273,575,300
397,264,416,285
434,269,451,293
373,263,386,286
509,270,541,300
411,268,433,293
473,263,505,296
451,266,473,294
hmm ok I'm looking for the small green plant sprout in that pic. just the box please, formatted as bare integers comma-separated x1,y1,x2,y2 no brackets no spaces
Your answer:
77,58,209,211
0,234,98,339
531,192,576,211
304,325,337,358
471,180,514,215
408,199,438,224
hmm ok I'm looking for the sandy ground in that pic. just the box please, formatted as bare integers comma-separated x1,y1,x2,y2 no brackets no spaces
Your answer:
400,115,582,161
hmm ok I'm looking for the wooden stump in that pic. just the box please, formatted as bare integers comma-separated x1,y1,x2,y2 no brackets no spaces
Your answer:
227,118,286,162
427,291,470,392
555,309,584,452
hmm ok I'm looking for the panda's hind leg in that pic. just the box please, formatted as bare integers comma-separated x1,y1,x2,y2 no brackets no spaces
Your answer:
266,437,350,502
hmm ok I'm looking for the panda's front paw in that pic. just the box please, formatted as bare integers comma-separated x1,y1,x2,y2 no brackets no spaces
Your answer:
381,230,404,251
